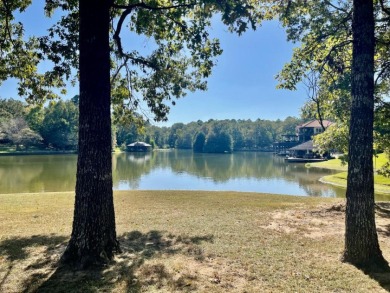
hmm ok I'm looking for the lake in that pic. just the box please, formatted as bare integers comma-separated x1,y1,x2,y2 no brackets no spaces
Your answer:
0,150,357,198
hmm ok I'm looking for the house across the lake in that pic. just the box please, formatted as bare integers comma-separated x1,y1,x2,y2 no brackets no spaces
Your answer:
287,120,334,160
273,119,334,157
126,141,152,152
296,120,334,142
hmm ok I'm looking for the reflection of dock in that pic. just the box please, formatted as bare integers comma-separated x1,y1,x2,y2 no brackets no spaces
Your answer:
285,157,327,163
127,153,151,164
275,151,290,157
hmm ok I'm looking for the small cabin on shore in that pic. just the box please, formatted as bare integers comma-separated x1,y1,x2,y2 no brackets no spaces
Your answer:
126,141,152,152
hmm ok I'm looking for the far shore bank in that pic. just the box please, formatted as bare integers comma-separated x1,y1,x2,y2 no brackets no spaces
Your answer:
0,150,77,156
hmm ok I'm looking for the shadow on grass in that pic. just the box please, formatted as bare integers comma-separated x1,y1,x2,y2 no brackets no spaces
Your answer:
376,203,390,239
0,231,214,293
367,271,390,292
360,203,390,291
376,202,390,220
0,235,68,293
0,234,67,262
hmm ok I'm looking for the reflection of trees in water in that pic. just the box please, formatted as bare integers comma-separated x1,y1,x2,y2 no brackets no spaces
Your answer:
114,151,286,188
167,151,286,182
113,151,340,196
161,151,343,197
0,155,77,193
0,151,347,197
0,157,44,193
113,153,156,189
272,157,345,197
292,169,340,197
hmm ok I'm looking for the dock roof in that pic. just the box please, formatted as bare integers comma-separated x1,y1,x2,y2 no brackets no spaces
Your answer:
127,141,152,147
289,140,315,151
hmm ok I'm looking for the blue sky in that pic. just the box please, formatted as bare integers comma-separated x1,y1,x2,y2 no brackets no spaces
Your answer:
162,20,307,125
0,1,307,126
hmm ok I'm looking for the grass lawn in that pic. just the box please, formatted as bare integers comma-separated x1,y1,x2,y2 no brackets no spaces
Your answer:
307,153,390,194
1,190,390,292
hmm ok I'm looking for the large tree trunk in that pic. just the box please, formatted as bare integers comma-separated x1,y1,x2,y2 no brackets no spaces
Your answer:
61,0,120,268
342,0,388,272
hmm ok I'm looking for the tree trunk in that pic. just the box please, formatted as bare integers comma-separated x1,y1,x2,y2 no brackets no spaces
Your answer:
61,0,120,268
342,0,388,272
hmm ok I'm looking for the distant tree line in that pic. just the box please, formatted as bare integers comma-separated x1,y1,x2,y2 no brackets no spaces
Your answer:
117,116,302,153
0,98,302,153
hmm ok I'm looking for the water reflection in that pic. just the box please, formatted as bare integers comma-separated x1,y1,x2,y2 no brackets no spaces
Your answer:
116,151,346,197
0,150,385,199
113,153,154,189
0,155,76,193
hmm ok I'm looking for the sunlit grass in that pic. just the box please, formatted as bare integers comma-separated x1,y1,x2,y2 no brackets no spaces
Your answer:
1,191,390,292
308,153,390,194
321,172,390,195
306,158,348,171
307,153,388,171
376,153,389,170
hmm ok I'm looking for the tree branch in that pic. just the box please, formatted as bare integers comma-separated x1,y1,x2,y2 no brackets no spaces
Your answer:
112,1,198,11
317,40,352,74
375,61,390,86
314,9,352,44
379,0,390,16
112,1,198,58
164,13,188,32
112,1,197,76
112,6,133,58
324,0,349,14
1,0,15,46
303,70,325,130
111,56,129,83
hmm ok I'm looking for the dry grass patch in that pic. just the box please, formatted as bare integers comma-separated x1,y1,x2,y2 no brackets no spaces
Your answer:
1,191,390,292
261,203,346,238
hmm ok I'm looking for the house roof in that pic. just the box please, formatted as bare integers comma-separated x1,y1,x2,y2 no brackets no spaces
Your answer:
298,120,334,129
289,140,315,151
127,141,152,147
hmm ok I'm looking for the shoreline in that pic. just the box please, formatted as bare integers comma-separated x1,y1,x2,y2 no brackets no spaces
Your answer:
0,150,77,156
307,157,390,195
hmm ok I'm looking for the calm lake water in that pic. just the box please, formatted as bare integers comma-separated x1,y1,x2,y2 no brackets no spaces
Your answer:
0,150,386,199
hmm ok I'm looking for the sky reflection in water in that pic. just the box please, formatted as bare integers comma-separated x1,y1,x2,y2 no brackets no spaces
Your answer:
3,150,381,199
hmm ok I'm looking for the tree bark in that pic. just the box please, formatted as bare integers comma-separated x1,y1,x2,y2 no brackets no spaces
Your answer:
61,0,120,268
342,0,388,272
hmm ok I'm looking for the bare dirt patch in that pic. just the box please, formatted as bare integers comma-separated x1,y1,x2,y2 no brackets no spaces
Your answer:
261,202,390,242
261,203,345,238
